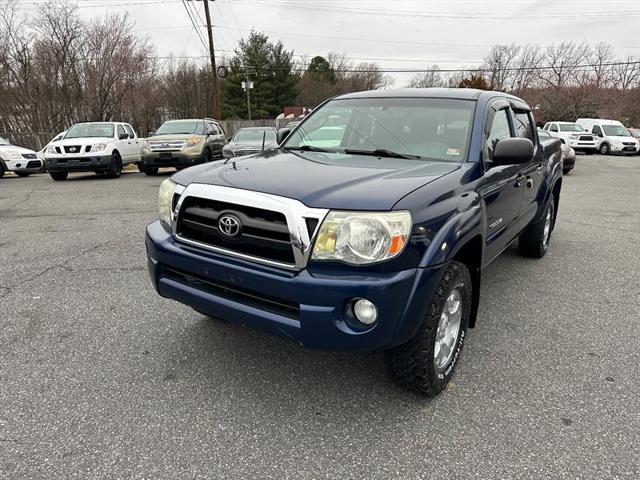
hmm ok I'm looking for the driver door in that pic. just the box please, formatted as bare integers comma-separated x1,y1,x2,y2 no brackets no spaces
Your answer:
480,103,525,264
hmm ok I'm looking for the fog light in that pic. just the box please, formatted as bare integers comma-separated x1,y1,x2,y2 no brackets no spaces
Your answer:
353,299,378,325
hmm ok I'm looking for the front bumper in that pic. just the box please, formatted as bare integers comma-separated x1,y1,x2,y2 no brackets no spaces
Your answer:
140,151,203,168
5,158,43,172
611,144,640,154
46,154,111,172
145,221,444,351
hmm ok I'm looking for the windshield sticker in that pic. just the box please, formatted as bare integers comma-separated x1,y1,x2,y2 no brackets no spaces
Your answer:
447,148,461,156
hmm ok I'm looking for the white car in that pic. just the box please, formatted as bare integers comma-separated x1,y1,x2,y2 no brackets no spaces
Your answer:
0,136,43,178
44,122,141,181
576,118,640,155
542,121,598,154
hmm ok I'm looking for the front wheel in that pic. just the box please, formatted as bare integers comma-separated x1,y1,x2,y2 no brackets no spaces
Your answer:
203,148,212,163
599,143,610,155
105,152,122,178
385,261,472,396
563,167,572,175
49,171,68,181
519,196,555,258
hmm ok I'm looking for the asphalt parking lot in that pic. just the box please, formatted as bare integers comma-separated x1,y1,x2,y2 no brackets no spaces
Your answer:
1,155,639,479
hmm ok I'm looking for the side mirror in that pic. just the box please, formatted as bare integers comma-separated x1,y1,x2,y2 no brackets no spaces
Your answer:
148,131,155,137
277,128,291,145
492,138,534,166
119,133,129,140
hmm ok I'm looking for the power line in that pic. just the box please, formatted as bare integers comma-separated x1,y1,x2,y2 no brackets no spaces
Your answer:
224,0,640,20
180,0,208,51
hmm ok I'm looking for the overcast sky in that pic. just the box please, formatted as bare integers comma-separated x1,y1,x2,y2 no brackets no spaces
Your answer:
17,0,640,86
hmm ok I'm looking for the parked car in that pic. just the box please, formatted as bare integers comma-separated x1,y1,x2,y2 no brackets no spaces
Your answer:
139,119,226,175
0,136,43,178
37,131,66,161
145,88,563,396
222,127,278,159
628,128,640,154
575,118,639,155
44,122,141,181
542,121,597,154
539,128,575,174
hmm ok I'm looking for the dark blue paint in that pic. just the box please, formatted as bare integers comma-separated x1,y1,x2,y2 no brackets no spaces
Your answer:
148,89,562,351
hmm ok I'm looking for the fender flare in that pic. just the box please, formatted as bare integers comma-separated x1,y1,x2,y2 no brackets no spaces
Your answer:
419,205,484,269
418,205,485,329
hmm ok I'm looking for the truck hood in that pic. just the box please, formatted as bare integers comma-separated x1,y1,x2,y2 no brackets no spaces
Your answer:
174,150,460,210
54,137,114,146
147,133,203,141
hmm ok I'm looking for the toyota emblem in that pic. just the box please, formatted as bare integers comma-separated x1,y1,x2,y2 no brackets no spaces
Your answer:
218,214,242,238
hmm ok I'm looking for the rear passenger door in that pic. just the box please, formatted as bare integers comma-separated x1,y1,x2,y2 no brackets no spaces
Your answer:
480,101,525,263
512,108,544,228
124,124,140,161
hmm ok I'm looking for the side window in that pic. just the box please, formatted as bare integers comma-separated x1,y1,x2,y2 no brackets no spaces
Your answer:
216,123,226,137
117,125,127,139
485,108,511,163
593,125,603,137
550,124,558,132
207,122,218,135
513,110,534,141
124,124,135,138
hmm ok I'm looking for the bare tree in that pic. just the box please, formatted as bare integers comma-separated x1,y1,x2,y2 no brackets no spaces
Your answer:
482,44,520,91
408,65,445,88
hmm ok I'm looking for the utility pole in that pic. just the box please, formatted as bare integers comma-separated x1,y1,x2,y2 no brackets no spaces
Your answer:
200,0,221,119
241,65,256,120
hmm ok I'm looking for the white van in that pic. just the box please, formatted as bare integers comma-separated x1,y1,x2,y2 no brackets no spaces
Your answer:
575,118,639,155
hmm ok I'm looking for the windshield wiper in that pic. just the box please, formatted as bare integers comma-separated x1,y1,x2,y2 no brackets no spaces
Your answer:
344,148,422,160
284,145,335,153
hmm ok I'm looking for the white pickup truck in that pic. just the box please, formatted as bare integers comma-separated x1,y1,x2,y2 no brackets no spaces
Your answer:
44,122,141,181
542,121,598,154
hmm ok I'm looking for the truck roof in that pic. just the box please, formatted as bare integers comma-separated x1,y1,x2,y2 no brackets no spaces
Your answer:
336,87,521,102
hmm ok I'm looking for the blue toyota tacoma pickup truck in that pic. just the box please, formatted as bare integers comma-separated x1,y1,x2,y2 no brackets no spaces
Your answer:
145,88,562,396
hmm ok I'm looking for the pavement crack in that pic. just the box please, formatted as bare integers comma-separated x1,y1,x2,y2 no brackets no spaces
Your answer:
3,242,112,292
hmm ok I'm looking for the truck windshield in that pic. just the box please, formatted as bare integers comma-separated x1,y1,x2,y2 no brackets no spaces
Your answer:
65,123,114,139
156,121,205,135
559,124,584,132
284,97,475,162
602,125,629,136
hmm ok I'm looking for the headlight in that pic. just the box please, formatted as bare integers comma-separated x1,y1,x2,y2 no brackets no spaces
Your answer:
2,150,22,160
312,211,412,265
158,178,177,229
91,143,107,152
185,137,203,148
46,145,57,154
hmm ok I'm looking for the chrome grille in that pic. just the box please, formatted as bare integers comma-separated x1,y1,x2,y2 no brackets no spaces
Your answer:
172,184,328,270
149,140,187,152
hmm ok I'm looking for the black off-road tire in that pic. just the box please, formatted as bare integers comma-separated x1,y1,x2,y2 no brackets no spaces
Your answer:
0,163,5,178
599,143,610,155
142,165,158,176
519,196,555,258
106,152,122,178
49,171,68,181
563,167,572,175
16,171,31,177
385,261,472,396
